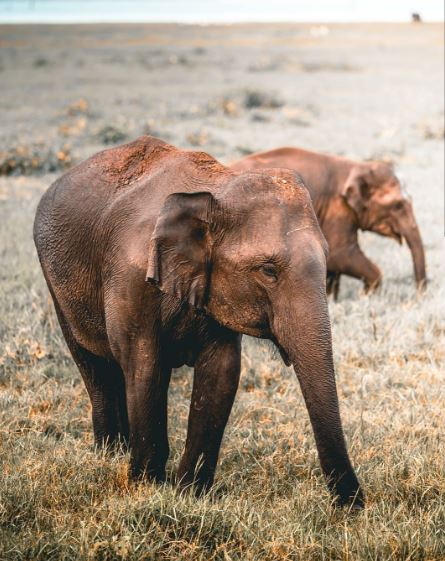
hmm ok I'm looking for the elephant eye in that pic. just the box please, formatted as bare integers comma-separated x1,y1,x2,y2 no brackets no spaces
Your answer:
194,224,207,240
258,263,279,282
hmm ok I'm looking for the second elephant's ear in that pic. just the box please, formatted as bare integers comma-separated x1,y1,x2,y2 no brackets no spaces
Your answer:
146,191,216,308
341,167,376,218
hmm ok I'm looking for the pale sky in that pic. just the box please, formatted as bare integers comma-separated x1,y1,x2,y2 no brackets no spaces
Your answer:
0,0,444,24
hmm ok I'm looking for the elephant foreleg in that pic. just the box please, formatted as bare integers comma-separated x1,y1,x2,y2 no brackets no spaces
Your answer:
177,332,241,493
123,341,172,481
331,245,382,294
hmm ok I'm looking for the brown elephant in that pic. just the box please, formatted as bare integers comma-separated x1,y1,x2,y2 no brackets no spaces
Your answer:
33,136,363,508
231,147,426,298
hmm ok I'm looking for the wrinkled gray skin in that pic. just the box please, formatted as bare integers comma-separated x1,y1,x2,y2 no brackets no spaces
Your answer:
33,136,363,508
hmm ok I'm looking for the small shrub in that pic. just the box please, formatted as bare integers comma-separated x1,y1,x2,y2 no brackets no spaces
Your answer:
244,89,284,109
0,143,73,176
96,125,127,145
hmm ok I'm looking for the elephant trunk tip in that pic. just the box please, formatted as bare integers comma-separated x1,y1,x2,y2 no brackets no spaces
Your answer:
416,277,427,292
400,219,426,292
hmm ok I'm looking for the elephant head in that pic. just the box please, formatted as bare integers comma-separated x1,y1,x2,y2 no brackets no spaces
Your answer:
147,169,363,507
342,163,426,289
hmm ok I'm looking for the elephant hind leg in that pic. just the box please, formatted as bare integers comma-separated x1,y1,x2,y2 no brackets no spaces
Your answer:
327,271,341,300
52,299,129,449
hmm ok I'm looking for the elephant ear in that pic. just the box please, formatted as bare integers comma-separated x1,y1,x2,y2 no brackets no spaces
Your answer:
341,167,376,218
146,191,216,308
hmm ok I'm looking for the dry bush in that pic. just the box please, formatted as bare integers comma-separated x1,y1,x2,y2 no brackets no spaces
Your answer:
0,144,72,176
243,89,284,110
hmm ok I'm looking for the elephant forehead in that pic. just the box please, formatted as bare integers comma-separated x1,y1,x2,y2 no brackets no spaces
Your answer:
235,197,314,234
375,183,403,204
226,169,310,205
232,186,314,221
222,206,320,261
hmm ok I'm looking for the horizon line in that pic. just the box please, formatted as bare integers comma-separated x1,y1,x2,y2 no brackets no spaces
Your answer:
1,18,444,24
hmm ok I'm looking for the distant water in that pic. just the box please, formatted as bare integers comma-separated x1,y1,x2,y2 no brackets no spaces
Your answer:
0,0,443,23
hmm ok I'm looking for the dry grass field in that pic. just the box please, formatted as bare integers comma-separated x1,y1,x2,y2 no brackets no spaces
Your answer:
0,23,444,560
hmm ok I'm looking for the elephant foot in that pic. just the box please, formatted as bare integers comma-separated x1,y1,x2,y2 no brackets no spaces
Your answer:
129,454,168,483
363,275,382,294
332,475,365,510
176,465,215,497
335,491,365,511
94,433,129,455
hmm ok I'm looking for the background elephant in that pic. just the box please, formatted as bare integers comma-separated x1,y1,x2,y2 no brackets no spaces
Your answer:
33,135,363,508
231,147,426,298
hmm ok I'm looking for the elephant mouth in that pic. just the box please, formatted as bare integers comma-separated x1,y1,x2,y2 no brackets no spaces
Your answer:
271,336,292,366
370,220,402,245
390,226,403,245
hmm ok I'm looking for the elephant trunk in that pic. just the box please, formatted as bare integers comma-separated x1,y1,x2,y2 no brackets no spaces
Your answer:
399,204,427,290
273,285,363,507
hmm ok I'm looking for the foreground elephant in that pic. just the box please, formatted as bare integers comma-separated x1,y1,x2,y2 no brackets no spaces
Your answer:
231,147,426,298
34,136,363,507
